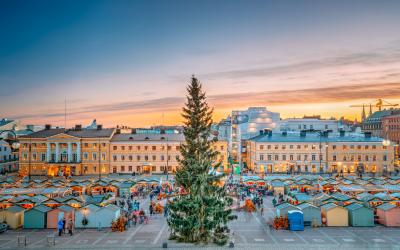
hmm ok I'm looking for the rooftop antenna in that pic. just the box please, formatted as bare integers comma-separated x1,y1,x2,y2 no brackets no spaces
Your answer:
64,96,67,131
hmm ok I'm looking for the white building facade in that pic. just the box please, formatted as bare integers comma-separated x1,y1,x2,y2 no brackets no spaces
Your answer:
218,107,280,165
0,140,18,173
279,117,350,132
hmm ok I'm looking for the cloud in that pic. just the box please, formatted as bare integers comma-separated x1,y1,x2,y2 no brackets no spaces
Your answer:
11,81,400,121
201,47,400,80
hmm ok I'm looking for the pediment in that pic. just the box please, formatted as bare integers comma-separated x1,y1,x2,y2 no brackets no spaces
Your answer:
47,133,79,140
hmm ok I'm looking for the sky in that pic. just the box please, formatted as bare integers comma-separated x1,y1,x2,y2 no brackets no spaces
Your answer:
1,0,400,127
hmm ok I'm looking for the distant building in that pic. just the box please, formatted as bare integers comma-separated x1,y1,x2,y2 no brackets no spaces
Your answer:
0,118,37,139
382,113,400,145
279,116,350,132
217,107,280,166
246,130,394,174
362,109,400,138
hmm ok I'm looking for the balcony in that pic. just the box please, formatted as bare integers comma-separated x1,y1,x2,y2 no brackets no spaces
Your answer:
48,160,81,164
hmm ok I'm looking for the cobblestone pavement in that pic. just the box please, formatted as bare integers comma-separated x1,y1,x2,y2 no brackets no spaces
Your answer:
0,197,399,249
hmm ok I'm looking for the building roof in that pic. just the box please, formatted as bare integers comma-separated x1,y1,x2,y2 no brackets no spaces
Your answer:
376,203,397,211
6,205,24,213
111,133,184,142
297,202,319,210
320,202,339,210
346,203,364,211
32,205,52,213
249,132,384,143
20,128,115,139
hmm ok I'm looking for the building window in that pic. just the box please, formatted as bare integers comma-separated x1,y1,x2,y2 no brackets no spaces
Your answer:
297,145,301,149
260,154,264,161
152,146,156,151
372,145,376,149
152,155,156,161
92,153,97,161
297,155,301,161
343,145,347,150
41,153,46,161
289,145,293,149
113,146,117,150
365,155,369,161
383,155,387,161
152,166,156,172
274,145,278,150
373,155,376,161
129,155,133,161
267,145,271,150
129,146,132,150
121,166,125,172
121,146,125,150
260,145,264,150
102,153,106,161
268,155,272,161
304,155,308,161
161,155,165,161
312,155,316,161
274,155,279,161
357,145,361,150
332,155,337,161
282,145,286,150
137,146,141,150
84,153,88,160
176,146,180,150
332,145,336,150
290,155,293,161
121,155,125,161
137,155,141,161
160,166,164,172
176,155,179,161
144,146,148,151
282,155,286,161
145,155,148,161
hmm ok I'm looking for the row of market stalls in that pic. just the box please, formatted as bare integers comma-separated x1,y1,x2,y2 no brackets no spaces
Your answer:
276,201,400,227
0,176,174,229
0,176,173,197
0,203,121,229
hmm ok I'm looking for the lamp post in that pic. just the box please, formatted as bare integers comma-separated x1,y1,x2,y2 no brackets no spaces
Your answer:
98,138,101,181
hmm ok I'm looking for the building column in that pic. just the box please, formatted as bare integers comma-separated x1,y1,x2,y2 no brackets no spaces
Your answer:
76,142,81,162
55,142,59,162
46,142,51,162
68,142,72,162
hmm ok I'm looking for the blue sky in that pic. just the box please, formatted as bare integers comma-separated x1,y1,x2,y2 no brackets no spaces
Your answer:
1,0,400,126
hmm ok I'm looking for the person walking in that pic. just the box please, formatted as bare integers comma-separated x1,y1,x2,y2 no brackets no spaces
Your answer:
67,219,74,236
57,219,64,236
62,217,66,234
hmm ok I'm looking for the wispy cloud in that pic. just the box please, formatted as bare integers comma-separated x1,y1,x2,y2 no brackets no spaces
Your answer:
11,81,400,121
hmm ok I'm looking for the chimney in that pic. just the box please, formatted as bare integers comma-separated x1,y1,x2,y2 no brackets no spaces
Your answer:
282,131,287,136
300,130,306,137
75,124,82,131
364,132,372,138
259,130,264,135
115,128,121,134
131,128,137,134
339,130,345,137
97,125,103,130
45,124,51,130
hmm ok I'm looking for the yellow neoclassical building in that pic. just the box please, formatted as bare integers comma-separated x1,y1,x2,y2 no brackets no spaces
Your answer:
19,125,115,176
110,133,229,174
19,126,229,176
246,131,395,174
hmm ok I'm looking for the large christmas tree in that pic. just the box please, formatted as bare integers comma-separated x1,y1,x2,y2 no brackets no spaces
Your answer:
167,76,236,245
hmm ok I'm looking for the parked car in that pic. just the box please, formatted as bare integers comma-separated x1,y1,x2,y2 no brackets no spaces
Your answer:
0,223,8,233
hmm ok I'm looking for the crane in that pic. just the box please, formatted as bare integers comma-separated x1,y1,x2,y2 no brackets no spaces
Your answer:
374,99,399,111
350,99,399,121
